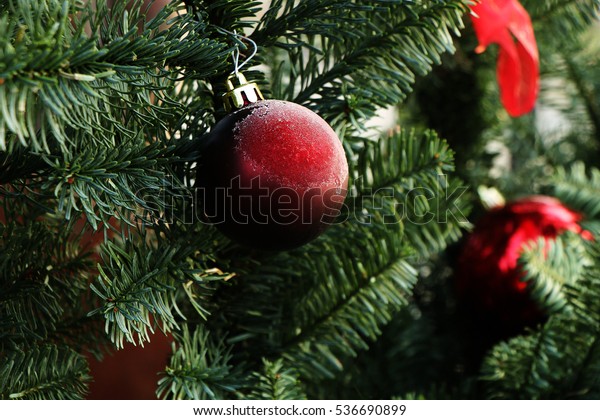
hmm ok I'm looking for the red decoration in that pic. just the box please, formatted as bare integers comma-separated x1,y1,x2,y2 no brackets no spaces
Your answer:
87,333,173,400
455,196,589,331
470,0,539,117
197,100,348,250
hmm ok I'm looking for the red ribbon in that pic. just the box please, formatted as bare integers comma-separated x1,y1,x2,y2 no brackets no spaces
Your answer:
470,0,539,117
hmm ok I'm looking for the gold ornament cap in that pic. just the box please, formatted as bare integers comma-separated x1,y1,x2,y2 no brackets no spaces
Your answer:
222,72,264,112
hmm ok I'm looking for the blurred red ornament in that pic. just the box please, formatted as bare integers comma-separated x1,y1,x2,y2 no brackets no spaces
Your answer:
470,0,539,117
455,196,590,331
87,333,173,400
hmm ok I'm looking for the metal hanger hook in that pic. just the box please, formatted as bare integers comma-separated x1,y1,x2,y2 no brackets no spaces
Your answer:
215,27,258,75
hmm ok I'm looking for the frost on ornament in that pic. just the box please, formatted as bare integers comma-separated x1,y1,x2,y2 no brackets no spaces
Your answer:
233,101,346,188
196,100,349,251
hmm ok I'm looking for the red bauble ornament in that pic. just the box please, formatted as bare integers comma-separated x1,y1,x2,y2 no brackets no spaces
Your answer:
455,196,589,332
196,75,348,250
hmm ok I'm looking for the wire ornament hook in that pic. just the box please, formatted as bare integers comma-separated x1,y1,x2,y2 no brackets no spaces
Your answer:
215,27,264,111
216,27,258,75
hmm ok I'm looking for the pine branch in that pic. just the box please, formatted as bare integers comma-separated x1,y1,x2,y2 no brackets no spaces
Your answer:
354,129,455,195
88,240,180,348
40,139,183,229
88,230,233,348
269,216,414,381
351,129,470,256
157,324,242,400
253,0,367,43
0,218,92,346
282,251,418,380
190,0,264,32
518,234,590,315
0,345,90,400
567,336,600,398
402,176,470,257
480,314,597,399
0,0,230,153
257,1,469,130
563,52,600,142
166,79,217,143
550,162,600,219
245,359,307,400
525,0,600,38
205,212,416,383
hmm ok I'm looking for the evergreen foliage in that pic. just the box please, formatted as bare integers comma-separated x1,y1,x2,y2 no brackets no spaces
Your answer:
0,345,90,400
246,359,306,400
157,325,241,399
0,0,599,401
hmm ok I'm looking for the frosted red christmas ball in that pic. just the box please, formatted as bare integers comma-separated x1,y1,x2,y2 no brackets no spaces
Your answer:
455,196,589,332
196,100,348,250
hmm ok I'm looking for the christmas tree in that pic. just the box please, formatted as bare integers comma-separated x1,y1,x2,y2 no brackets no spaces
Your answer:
1,0,600,400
